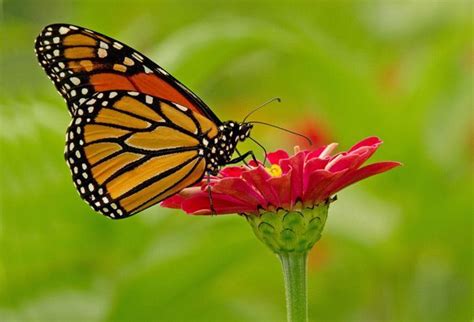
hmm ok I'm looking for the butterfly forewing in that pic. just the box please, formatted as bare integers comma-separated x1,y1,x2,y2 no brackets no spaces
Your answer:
34,23,220,123
65,91,213,218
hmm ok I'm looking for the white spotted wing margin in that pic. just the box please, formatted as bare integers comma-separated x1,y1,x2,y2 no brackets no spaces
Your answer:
64,91,208,219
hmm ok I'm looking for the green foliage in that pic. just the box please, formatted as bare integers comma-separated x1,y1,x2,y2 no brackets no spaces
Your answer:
1,1,472,321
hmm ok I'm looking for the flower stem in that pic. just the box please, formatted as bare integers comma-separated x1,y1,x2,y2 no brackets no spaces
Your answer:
278,251,308,322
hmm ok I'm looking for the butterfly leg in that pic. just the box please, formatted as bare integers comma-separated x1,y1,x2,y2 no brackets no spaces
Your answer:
235,149,249,167
228,150,258,165
206,172,217,215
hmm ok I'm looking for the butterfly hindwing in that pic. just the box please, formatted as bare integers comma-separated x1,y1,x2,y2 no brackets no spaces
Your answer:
34,23,221,124
65,91,215,218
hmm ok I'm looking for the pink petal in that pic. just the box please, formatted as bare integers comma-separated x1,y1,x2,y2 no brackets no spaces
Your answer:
267,150,289,165
304,157,330,173
160,194,184,209
325,154,360,172
345,146,378,169
242,166,280,206
181,194,254,215
328,141,382,173
280,152,305,205
303,170,344,203
179,186,204,196
306,146,329,160
248,160,261,167
305,170,347,202
220,166,245,178
268,169,292,207
323,161,401,198
212,177,265,206
349,136,382,152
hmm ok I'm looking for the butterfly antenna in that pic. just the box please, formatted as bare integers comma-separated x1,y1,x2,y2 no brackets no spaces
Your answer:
242,97,281,123
248,121,313,146
249,136,268,166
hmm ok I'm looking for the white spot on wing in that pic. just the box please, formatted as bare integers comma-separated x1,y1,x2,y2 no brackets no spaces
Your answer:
175,104,188,112
157,67,169,75
123,57,134,66
132,52,143,61
70,77,80,85
98,48,107,58
59,27,70,34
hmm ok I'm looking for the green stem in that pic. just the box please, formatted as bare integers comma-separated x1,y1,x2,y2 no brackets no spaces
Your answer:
279,251,308,322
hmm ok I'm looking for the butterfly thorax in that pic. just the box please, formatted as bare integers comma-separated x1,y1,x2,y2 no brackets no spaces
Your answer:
204,121,253,175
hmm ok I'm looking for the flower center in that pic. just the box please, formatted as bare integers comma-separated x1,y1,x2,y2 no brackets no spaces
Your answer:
266,164,282,177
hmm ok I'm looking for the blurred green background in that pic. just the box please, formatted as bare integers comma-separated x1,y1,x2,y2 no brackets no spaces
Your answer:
1,0,472,321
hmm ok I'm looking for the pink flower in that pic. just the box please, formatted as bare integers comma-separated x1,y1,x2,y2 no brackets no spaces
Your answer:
161,137,401,215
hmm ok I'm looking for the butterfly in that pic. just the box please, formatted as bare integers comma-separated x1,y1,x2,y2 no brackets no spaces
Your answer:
34,24,256,219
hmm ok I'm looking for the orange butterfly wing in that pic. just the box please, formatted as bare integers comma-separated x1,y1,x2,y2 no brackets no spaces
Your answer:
65,91,218,218
34,23,221,124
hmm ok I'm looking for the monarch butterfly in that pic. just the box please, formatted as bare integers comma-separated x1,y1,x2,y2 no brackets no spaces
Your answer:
34,24,257,219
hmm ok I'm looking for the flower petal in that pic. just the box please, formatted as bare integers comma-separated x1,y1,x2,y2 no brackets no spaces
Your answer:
280,152,305,205
323,161,401,198
242,166,280,206
268,169,292,207
348,136,382,152
306,146,329,160
181,194,254,215
160,194,185,209
303,169,344,203
304,157,330,173
212,177,265,206
220,166,245,178
326,154,360,172
267,149,289,165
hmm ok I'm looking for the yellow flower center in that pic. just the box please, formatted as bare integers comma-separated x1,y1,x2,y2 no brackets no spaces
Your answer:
266,164,282,177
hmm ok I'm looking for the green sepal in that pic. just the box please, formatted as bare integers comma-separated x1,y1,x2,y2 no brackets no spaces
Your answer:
244,202,329,254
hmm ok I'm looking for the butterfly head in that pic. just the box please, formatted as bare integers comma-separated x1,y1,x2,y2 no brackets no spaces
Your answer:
220,121,253,143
